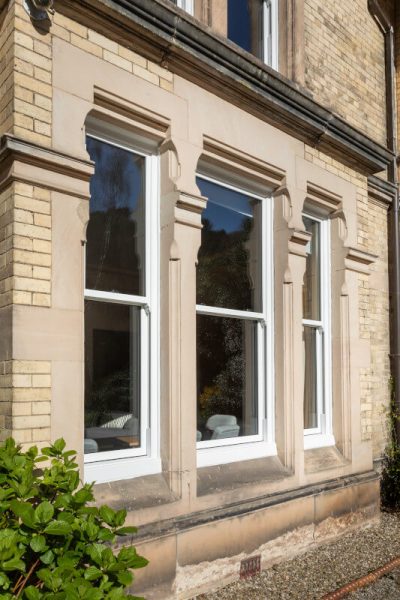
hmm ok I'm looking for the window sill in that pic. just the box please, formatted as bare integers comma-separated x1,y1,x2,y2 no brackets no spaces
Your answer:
197,453,289,497
305,445,348,474
303,433,335,451
85,456,161,484
197,440,277,468
93,471,178,512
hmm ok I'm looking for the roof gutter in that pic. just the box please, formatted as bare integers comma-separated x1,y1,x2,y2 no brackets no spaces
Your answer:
368,0,400,443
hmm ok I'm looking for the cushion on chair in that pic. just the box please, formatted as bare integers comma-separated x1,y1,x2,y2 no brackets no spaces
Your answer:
206,414,237,431
211,424,240,439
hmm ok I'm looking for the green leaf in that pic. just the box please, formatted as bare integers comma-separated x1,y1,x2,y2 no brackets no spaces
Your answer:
30,534,47,553
116,571,133,586
9,500,36,529
114,509,127,527
44,521,72,536
115,526,137,536
40,549,55,565
74,488,93,505
99,505,115,525
25,586,41,600
2,557,25,572
84,566,103,581
53,439,66,453
34,501,54,525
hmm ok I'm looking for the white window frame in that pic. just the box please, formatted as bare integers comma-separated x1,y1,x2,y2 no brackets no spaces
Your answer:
84,132,160,484
176,0,194,15
302,214,334,450
263,0,279,70
196,175,276,468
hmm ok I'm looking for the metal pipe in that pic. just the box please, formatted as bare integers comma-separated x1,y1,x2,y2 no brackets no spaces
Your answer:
368,0,400,443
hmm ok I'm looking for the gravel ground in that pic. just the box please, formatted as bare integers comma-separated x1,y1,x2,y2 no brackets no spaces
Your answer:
195,512,400,600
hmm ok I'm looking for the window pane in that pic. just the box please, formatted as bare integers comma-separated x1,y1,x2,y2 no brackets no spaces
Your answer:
228,0,263,59
86,137,146,296
303,216,321,321
196,178,262,311
197,314,258,440
84,300,141,454
303,326,318,430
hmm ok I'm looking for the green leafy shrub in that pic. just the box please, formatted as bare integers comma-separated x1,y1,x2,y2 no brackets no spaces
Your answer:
0,438,148,599
381,383,400,511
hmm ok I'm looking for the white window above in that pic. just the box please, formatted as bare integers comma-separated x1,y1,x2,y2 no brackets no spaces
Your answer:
227,0,279,69
170,0,194,15
170,0,279,70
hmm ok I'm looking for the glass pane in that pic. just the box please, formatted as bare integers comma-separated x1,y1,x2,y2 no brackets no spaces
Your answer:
303,326,318,430
197,314,258,441
303,216,321,321
86,137,146,296
84,300,141,454
196,178,262,312
228,0,263,59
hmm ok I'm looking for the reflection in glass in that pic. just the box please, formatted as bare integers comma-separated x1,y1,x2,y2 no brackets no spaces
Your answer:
303,326,318,429
197,314,258,440
196,178,262,311
86,137,145,296
84,300,141,453
303,216,321,321
228,0,263,59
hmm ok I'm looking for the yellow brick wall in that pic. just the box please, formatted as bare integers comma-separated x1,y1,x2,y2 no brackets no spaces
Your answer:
0,360,51,449
0,0,14,136
304,0,387,146
7,0,174,148
0,182,51,309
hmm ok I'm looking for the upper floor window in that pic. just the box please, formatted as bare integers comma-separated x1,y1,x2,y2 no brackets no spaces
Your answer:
228,0,278,68
170,0,279,70
84,132,159,483
170,0,194,14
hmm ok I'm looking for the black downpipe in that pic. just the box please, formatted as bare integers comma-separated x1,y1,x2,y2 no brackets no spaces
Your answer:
368,0,400,443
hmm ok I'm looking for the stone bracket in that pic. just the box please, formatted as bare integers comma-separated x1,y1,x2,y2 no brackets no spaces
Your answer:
345,247,378,274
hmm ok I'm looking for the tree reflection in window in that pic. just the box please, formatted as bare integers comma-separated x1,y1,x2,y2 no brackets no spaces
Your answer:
86,137,145,296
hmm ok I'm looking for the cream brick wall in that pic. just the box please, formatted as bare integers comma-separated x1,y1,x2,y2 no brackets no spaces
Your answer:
4,0,175,149
0,182,51,309
0,0,14,137
304,0,387,146
0,360,51,449
305,146,391,456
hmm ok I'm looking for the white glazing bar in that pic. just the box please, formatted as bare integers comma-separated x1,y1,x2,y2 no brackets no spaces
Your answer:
84,289,148,307
302,319,323,328
196,304,264,321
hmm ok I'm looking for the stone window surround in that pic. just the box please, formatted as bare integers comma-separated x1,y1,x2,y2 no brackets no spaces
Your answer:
73,104,376,492
15,34,373,516
0,134,377,516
